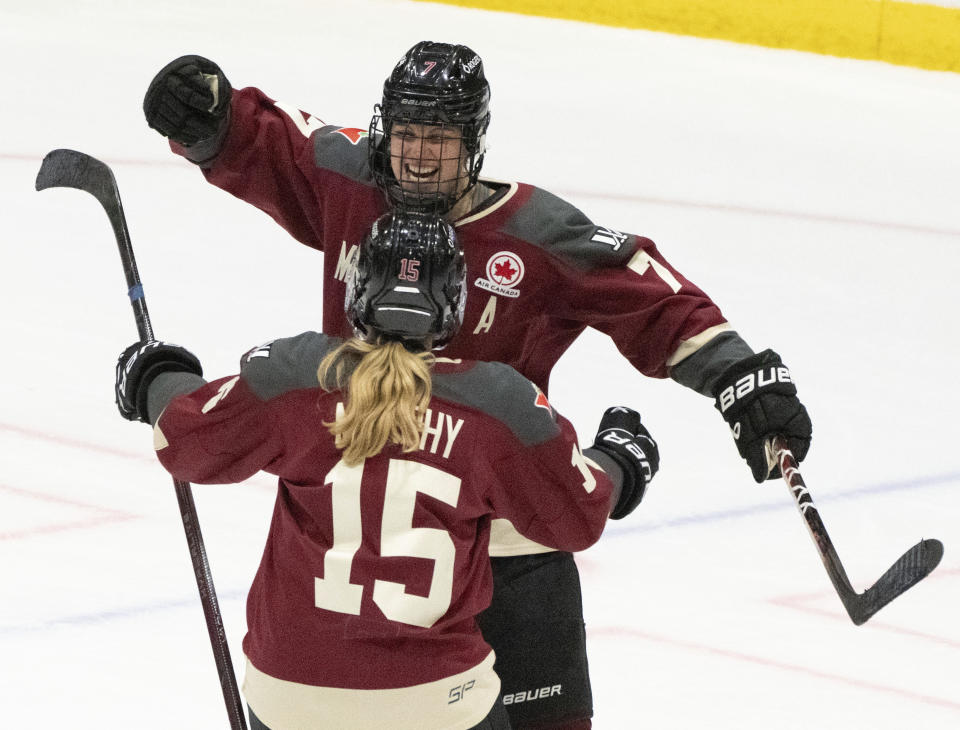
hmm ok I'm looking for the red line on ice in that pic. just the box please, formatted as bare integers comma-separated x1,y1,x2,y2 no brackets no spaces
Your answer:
0,482,138,541
588,624,960,712
769,567,960,650
0,422,151,463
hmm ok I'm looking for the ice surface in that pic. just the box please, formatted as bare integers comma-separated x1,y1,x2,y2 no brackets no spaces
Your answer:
2,2,958,727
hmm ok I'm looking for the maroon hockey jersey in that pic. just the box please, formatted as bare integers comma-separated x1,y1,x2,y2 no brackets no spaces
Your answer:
150,332,613,728
177,87,732,393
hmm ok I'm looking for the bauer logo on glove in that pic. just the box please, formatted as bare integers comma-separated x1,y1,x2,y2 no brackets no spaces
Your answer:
588,406,660,519
712,349,811,483
716,364,793,414
599,428,654,483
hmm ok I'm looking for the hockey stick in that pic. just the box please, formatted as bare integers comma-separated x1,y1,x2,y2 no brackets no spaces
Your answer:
768,436,943,625
36,149,248,730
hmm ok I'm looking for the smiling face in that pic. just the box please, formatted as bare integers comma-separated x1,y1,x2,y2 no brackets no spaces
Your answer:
388,121,469,205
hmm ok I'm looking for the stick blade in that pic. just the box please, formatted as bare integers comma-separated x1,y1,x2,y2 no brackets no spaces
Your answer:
35,149,116,204
847,538,944,625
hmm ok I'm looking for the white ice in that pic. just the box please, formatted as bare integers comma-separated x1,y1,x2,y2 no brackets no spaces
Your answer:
1,1,958,728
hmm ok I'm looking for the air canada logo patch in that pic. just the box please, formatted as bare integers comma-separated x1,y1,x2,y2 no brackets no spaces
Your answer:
475,251,524,298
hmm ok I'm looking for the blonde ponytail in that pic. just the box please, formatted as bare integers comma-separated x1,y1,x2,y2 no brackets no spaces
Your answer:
317,338,435,465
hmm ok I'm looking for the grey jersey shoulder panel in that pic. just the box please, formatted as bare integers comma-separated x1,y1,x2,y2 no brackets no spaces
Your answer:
147,371,208,426
311,125,378,187
241,332,344,401
669,330,754,397
500,186,638,270
432,361,560,446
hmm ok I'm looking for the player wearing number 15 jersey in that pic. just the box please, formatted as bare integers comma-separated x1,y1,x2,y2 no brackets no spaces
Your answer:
114,212,659,730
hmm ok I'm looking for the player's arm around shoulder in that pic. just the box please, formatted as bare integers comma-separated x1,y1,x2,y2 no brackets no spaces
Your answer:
239,331,344,401
148,333,342,484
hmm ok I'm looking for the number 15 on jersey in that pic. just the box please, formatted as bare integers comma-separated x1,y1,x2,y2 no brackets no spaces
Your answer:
314,458,462,629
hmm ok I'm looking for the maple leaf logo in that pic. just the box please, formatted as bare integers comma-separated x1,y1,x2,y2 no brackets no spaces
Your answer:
493,260,517,282
485,252,524,288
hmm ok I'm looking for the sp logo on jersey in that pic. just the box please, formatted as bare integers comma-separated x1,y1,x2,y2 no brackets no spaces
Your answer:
475,251,524,298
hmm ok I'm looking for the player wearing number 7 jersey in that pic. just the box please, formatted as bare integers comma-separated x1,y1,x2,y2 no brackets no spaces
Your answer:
114,212,659,730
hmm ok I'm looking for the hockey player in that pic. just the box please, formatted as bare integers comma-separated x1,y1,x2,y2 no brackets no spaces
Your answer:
114,211,659,730
142,42,811,729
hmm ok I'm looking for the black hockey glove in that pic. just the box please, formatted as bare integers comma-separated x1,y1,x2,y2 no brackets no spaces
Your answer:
115,340,202,423
713,349,812,483
589,407,660,520
143,55,232,147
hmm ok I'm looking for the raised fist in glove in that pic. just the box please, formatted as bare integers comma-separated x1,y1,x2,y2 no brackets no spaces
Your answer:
713,349,812,482
116,340,202,423
588,407,660,520
143,55,232,148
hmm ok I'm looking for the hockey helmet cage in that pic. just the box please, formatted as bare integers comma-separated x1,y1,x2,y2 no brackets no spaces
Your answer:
369,41,491,213
345,210,467,349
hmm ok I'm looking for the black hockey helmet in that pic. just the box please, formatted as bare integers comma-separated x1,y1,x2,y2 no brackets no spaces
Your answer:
369,41,491,214
345,210,467,349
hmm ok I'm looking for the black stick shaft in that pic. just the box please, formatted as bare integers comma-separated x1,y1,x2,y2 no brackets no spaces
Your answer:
173,480,248,730
105,172,247,730
771,436,942,625
772,437,861,617
36,149,247,729
100,184,153,341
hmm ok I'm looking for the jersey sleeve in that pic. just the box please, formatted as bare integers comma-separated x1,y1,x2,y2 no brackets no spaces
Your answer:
171,87,328,250
153,331,344,483
152,373,284,484
566,233,734,379
482,412,614,553
239,331,343,399
505,187,736,380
